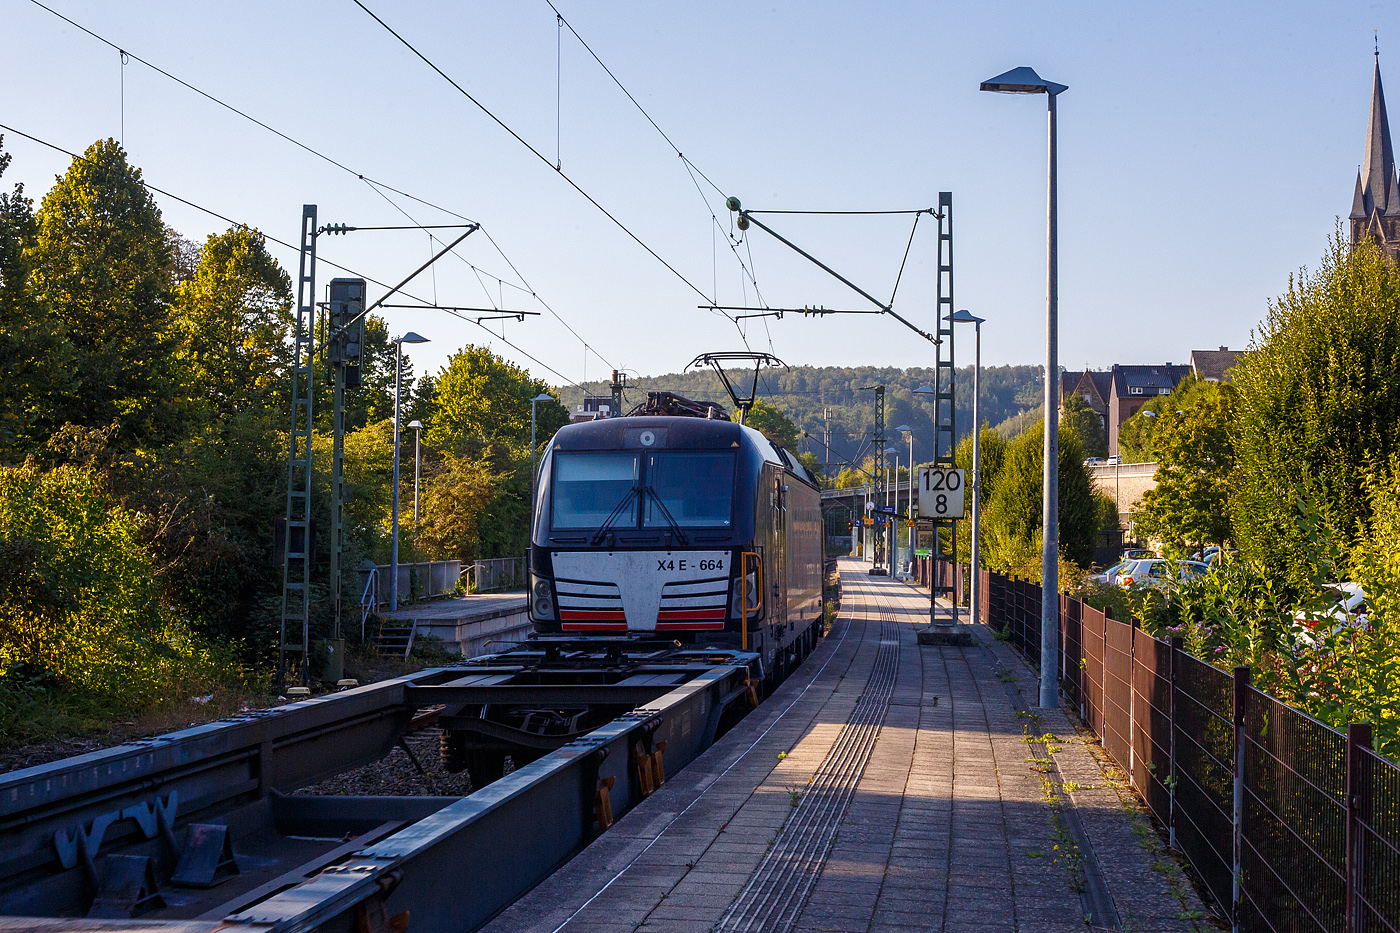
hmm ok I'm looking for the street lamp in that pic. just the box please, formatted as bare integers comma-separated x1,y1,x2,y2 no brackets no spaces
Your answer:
884,447,899,575
982,65,1067,710
391,331,429,611
948,310,985,628
895,425,914,572
407,420,423,524
530,393,554,516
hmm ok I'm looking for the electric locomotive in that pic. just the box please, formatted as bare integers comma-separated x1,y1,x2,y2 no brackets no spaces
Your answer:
528,392,824,687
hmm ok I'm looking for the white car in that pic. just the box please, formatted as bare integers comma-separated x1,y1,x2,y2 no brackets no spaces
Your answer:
1115,558,1209,589
1293,583,1369,648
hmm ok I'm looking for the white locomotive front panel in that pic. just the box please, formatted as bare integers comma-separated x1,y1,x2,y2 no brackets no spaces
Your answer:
552,550,730,632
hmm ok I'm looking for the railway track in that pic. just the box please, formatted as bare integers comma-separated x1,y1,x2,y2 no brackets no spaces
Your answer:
0,640,761,932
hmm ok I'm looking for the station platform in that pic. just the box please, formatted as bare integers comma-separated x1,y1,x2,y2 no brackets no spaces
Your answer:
376,591,529,657
484,559,1208,933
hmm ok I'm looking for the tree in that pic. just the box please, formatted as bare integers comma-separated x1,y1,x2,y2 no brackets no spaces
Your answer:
425,346,568,459
171,227,292,421
1118,374,1215,464
31,140,176,444
1060,393,1107,459
1231,232,1400,587
745,399,800,450
0,136,70,457
980,420,1098,572
1133,382,1235,549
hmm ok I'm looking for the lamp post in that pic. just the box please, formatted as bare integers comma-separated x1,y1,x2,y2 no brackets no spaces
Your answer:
885,447,899,575
530,393,554,516
982,65,1067,710
948,310,985,628
391,331,429,611
896,424,914,572
407,420,423,524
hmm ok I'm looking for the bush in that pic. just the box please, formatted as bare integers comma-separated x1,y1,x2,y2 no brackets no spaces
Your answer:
0,463,242,741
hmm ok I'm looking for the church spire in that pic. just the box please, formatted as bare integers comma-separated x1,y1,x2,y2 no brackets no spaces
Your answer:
1359,56,1400,217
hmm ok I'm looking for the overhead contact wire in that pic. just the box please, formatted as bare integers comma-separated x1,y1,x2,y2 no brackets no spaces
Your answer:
353,0,713,305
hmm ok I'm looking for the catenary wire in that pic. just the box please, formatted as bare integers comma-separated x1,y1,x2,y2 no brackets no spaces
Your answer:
0,122,590,390
24,0,615,373
352,0,714,305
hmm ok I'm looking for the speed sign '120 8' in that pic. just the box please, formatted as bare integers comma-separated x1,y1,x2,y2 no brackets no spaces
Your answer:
918,467,967,519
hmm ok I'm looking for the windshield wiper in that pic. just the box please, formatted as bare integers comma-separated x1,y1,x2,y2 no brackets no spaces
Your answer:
645,488,689,546
590,487,639,547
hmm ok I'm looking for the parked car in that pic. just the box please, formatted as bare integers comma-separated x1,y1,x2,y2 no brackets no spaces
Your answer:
1293,583,1369,648
1087,560,1135,586
1083,457,1104,466
1122,548,1154,560
1117,558,1209,589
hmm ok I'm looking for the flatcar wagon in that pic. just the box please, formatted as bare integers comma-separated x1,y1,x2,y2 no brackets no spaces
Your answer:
528,393,824,690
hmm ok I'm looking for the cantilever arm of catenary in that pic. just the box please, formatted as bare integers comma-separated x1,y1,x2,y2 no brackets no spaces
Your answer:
735,210,941,347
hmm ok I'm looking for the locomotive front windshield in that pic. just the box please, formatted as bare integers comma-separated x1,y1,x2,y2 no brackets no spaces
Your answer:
550,450,735,530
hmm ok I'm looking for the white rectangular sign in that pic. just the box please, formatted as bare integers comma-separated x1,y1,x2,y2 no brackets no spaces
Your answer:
918,467,967,519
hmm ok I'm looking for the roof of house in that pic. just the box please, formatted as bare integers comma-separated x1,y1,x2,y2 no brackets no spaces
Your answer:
1189,347,1244,382
1111,364,1192,396
1060,370,1112,405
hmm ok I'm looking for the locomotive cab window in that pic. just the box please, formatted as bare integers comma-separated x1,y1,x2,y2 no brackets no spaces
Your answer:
551,451,639,529
643,451,735,528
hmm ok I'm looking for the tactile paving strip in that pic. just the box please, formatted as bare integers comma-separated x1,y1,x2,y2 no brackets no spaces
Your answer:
715,592,901,933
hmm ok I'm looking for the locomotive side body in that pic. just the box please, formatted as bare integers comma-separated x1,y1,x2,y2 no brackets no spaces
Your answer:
528,415,823,684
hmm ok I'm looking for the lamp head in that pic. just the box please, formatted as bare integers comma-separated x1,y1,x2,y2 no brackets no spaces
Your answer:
947,308,985,325
885,447,899,456
531,393,554,403
912,384,936,396
895,424,912,432
980,66,1067,96
394,331,430,345
407,420,423,430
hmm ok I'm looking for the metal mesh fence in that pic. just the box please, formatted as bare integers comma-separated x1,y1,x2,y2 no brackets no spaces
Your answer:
1081,602,1107,737
1238,688,1346,933
1171,653,1236,911
1103,617,1133,774
1359,747,1400,932
1132,633,1173,827
975,569,1400,932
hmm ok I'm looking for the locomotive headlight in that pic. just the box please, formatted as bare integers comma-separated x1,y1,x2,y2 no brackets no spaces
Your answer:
531,575,555,620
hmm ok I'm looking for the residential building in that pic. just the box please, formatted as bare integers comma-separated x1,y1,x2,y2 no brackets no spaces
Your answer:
1189,346,1243,383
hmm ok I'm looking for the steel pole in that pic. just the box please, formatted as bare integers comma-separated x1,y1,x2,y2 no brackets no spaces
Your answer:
907,432,914,567
413,427,421,524
391,342,403,612
1040,90,1061,710
890,454,899,575
970,321,982,627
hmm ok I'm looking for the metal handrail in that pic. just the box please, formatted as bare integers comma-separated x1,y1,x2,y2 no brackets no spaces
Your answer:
360,567,379,642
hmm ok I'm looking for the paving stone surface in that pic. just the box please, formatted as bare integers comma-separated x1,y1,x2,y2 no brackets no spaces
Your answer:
483,561,1209,933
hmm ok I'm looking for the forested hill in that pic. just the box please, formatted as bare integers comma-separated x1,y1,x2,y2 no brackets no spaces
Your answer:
557,364,1044,469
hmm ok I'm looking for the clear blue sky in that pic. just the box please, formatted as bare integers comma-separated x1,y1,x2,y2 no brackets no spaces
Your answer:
0,1,1386,387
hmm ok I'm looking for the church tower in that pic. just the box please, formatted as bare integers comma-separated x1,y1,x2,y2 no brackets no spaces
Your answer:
1350,55,1400,261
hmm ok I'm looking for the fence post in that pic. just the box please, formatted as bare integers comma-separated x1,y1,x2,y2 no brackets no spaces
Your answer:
1169,636,1183,851
1345,721,1373,933
1232,665,1251,933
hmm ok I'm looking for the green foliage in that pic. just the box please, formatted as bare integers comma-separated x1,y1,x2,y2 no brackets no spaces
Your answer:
980,420,1098,571
1133,381,1235,549
425,345,568,459
171,227,292,421
1116,374,1218,464
1231,233,1400,588
0,464,240,735
31,139,177,444
746,399,800,450
0,135,70,458
558,363,1045,468
1060,393,1107,460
